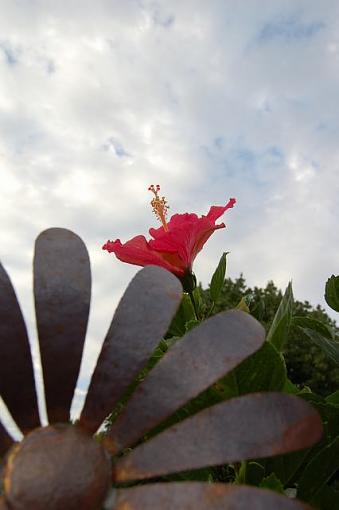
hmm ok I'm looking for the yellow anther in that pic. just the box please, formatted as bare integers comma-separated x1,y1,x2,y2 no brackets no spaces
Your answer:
148,184,169,231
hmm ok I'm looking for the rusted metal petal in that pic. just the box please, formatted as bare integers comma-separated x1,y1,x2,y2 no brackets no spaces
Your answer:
80,266,182,434
113,483,314,510
34,228,91,424
106,310,265,453
2,424,111,510
114,393,322,482
0,497,10,510
0,262,40,433
0,421,14,457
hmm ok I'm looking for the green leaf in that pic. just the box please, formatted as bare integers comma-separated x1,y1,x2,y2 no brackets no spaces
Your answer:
259,473,284,494
212,371,238,401
297,435,339,501
235,461,247,484
266,281,294,352
235,341,287,394
167,294,195,337
326,389,339,406
235,297,250,313
244,461,265,486
209,252,228,302
293,316,335,339
312,484,339,510
283,378,299,394
265,449,310,485
218,341,287,398
192,287,203,317
185,319,200,332
301,328,339,366
312,402,339,443
325,274,339,312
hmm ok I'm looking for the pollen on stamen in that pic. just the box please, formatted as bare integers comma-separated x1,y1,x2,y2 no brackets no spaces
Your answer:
148,184,169,231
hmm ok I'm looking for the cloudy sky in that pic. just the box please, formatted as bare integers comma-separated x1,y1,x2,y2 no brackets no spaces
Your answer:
1,0,339,437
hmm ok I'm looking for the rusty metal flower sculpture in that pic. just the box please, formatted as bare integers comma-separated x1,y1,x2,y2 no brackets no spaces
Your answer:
0,229,322,509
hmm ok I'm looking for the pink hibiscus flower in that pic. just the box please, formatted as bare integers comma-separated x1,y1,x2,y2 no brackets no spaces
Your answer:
103,185,236,286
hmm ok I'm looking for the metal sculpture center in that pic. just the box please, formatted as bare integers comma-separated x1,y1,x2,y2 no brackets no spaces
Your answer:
2,424,111,510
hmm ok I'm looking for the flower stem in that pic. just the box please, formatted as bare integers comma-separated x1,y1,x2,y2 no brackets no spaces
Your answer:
188,290,199,320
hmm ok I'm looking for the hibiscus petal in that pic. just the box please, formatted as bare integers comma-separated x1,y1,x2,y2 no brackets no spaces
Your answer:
167,213,200,228
186,218,225,261
149,217,224,269
206,197,236,222
148,200,235,270
149,213,199,240
103,236,185,276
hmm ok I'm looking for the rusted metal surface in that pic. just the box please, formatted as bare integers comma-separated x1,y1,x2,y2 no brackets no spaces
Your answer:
0,421,13,457
105,310,265,454
79,266,182,434
2,424,111,510
34,228,91,424
0,262,40,433
114,392,322,482
113,483,314,510
0,497,10,510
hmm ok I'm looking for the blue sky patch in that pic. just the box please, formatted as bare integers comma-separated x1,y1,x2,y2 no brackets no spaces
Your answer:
235,148,257,165
102,137,131,158
0,41,19,66
257,16,325,44
214,136,225,150
46,60,56,74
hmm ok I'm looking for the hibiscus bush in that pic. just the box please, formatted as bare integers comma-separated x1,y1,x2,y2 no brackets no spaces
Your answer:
102,186,339,509
199,274,339,396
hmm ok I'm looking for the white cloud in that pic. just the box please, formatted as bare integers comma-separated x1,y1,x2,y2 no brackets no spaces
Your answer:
0,0,338,437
